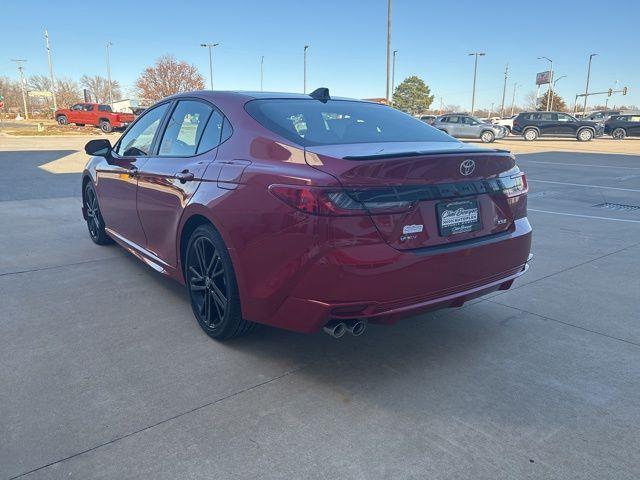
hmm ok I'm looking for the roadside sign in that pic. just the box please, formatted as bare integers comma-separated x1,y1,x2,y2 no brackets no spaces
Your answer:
536,71,552,85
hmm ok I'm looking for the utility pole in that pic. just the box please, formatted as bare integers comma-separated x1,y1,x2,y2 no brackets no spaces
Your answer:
44,30,57,110
303,45,309,93
260,56,264,92
510,82,518,117
386,0,392,103
538,56,553,111
439,96,444,114
11,59,29,120
200,43,219,90
487,102,494,119
583,53,598,114
391,50,397,104
105,42,113,105
468,52,485,116
500,63,508,118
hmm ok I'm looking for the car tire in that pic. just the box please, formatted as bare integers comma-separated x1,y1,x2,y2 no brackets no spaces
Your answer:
56,115,68,126
577,128,594,142
99,120,112,133
612,128,626,140
185,224,255,340
83,182,112,245
523,128,538,141
480,130,495,143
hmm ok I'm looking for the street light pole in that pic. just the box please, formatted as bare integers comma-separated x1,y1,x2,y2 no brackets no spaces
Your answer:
11,59,29,120
44,30,57,111
260,56,264,92
550,75,567,111
537,56,553,111
200,43,219,90
468,52,485,116
303,45,309,93
500,63,508,118
105,42,113,105
386,0,392,103
391,49,397,104
510,82,518,117
583,53,598,114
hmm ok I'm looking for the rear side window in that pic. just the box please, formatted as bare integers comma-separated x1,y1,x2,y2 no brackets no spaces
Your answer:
245,99,455,146
159,100,214,156
196,109,225,154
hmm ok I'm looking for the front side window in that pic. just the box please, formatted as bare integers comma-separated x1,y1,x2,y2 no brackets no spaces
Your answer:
245,99,455,146
447,116,460,124
159,100,214,156
71,104,82,111
84,104,94,112
116,102,170,157
98,105,112,112
557,113,573,122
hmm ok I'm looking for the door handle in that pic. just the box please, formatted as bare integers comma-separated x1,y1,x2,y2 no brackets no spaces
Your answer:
175,170,195,183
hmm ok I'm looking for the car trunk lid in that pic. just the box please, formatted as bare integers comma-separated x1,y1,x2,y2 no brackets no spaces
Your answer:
305,141,523,250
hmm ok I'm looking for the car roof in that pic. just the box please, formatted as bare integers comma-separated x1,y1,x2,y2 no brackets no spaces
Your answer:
164,90,370,103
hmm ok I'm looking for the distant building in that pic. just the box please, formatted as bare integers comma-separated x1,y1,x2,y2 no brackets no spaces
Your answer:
111,98,140,114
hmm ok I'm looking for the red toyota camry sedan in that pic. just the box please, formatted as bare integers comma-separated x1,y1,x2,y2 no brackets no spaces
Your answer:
82,89,531,340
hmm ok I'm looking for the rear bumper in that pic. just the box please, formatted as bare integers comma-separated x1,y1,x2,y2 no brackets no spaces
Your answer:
264,218,532,333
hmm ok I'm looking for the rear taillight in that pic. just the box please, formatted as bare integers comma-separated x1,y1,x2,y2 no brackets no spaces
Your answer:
500,173,528,197
269,185,413,216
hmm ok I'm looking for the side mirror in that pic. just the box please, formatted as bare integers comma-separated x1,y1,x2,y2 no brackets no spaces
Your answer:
85,139,112,157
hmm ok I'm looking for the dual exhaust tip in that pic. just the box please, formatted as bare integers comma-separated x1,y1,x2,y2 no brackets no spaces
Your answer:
323,319,367,338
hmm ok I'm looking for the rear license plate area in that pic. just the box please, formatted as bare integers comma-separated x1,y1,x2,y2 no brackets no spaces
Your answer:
437,199,481,236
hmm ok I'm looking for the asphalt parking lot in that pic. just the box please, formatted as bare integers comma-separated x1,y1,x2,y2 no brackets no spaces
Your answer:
1,134,639,479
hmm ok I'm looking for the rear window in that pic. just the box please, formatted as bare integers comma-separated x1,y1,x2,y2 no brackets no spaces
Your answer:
245,99,455,146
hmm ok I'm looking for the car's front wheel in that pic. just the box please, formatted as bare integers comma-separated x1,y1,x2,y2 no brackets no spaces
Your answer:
612,128,626,140
480,130,495,143
577,128,594,142
84,182,112,245
185,224,254,340
523,128,538,141
56,115,67,125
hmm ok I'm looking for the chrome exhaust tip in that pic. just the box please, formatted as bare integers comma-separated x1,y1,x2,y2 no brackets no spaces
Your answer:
346,319,367,337
323,321,347,338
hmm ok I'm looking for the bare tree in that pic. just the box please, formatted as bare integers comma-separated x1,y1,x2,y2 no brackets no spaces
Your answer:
135,55,205,102
27,74,52,92
80,75,121,104
56,77,83,108
0,76,23,112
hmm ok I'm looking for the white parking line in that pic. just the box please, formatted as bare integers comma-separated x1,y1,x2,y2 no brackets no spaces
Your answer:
529,209,640,224
520,160,640,170
528,179,640,193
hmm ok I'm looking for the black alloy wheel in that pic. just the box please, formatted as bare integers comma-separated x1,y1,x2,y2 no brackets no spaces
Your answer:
185,224,253,340
84,182,112,245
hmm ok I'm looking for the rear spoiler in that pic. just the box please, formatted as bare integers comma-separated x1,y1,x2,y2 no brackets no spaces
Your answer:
343,149,511,161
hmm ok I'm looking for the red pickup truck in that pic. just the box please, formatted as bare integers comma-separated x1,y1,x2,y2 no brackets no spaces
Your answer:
55,103,135,133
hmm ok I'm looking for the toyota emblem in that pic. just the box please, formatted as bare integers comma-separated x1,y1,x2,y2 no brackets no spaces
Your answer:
460,159,476,176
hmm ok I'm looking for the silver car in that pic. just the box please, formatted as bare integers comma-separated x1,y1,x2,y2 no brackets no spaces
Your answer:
434,114,507,143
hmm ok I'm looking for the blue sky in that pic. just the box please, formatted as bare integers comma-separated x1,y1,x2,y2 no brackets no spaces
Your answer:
1,0,638,110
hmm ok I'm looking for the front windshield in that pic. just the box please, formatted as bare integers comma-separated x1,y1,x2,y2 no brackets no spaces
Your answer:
245,99,456,146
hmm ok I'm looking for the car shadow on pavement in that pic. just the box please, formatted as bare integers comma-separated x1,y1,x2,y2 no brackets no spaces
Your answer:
0,150,81,201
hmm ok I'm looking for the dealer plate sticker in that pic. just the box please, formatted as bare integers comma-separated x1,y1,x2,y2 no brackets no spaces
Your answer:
437,200,481,236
